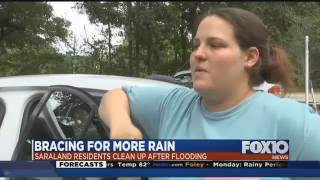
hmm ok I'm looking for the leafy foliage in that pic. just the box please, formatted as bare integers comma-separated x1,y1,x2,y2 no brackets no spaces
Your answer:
1,2,320,89
0,2,70,75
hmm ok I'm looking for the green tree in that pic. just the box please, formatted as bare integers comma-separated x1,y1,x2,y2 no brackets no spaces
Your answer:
76,2,320,89
0,2,70,76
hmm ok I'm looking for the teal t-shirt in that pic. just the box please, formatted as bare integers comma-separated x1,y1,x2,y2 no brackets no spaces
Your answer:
122,86,320,180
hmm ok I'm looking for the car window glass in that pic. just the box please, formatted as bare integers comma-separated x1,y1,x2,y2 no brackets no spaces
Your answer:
14,89,104,180
47,90,100,139
16,89,103,162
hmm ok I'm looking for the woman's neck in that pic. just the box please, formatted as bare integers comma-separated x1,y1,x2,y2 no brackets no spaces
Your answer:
202,86,255,112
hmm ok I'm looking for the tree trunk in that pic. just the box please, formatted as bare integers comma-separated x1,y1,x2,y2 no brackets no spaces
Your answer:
179,6,189,65
147,36,152,74
180,23,187,65
108,21,112,72
134,2,140,77
128,40,133,75
135,38,140,77
146,2,152,75
127,2,133,75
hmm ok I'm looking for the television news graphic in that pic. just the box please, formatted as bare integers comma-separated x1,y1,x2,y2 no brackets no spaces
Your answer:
1,139,320,177
2,161,320,177
241,140,288,154
31,140,289,169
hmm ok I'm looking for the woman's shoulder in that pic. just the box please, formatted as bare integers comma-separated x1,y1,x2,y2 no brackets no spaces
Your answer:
168,87,198,97
255,91,317,129
256,91,319,133
257,91,313,114
257,92,320,155
163,87,200,105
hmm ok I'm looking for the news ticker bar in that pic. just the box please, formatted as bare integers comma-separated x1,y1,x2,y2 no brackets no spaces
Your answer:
55,160,288,168
1,161,320,177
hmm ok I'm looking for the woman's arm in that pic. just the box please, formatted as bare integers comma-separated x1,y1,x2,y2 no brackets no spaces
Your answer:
98,88,143,139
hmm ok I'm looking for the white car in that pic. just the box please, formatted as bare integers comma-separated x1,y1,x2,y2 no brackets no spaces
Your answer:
172,70,283,95
0,74,181,176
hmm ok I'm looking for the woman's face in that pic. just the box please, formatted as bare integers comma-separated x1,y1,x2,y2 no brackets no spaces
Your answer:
190,15,249,97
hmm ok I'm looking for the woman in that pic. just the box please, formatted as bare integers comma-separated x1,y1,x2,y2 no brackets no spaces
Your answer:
99,7,320,180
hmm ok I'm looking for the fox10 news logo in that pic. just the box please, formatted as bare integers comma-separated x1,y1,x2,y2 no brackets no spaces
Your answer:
241,140,289,154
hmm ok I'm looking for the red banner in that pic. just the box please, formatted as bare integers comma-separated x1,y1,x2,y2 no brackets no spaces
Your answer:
33,152,288,161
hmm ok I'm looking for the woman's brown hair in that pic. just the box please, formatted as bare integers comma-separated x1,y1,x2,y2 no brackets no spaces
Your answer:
193,7,294,93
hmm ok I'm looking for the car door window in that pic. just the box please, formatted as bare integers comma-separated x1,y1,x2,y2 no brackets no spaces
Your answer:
48,90,101,139
14,86,107,162
12,86,110,180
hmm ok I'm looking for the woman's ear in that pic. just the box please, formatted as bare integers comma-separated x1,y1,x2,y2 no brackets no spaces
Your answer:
244,47,260,68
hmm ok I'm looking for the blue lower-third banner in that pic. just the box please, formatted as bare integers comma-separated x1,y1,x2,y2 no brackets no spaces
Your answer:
0,161,320,177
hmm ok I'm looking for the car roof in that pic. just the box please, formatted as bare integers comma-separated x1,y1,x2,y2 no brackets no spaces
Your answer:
0,74,182,90
173,70,191,77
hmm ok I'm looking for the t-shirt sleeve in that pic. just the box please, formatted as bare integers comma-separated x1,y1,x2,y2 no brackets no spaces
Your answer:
296,107,320,161
122,86,176,139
